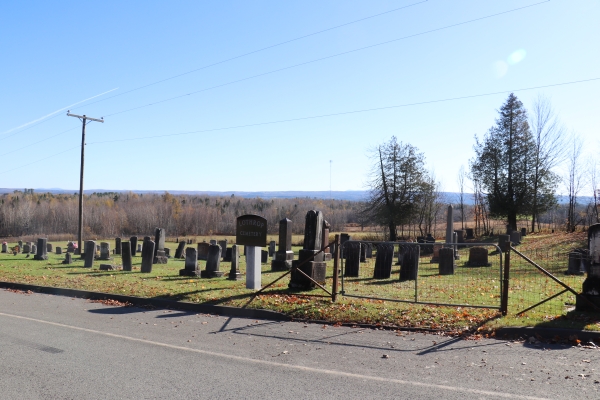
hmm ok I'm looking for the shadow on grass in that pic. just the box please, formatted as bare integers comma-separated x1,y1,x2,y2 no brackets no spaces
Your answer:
530,310,600,332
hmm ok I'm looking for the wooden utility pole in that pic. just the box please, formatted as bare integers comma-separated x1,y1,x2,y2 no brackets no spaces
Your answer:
67,111,104,256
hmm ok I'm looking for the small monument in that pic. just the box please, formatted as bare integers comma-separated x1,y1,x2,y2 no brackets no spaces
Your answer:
465,228,475,240
115,237,122,255
272,218,294,271
268,241,276,257
261,249,268,264
438,248,455,275
197,242,210,261
174,241,186,259
33,238,48,261
510,231,521,245
344,242,361,277
84,240,95,268
153,228,168,264
121,241,132,271
228,245,242,280
466,247,491,267
46,243,53,253
130,236,138,256
373,243,395,279
141,240,155,273
399,245,420,281
62,252,72,265
180,247,200,276
55,246,62,255
202,244,224,278
99,242,111,260
322,220,332,261
218,240,228,259
289,210,327,289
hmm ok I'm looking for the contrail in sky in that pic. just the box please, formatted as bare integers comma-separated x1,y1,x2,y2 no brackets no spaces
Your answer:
0,87,119,136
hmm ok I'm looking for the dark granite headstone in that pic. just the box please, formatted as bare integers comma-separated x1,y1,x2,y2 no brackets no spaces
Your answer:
33,238,48,260
1,243,7,253
366,243,373,258
180,247,200,276
23,243,31,253
55,246,62,255
272,218,294,271
373,243,394,279
567,250,587,275
228,245,242,280
223,247,232,262
360,243,367,262
84,240,95,268
99,242,111,260
115,237,122,255
201,244,223,278
153,228,168,264
510,231,521,245
290,210,327,289
46,243,53,252
322,220,332,261
261,249,268,264
63,252,72,265
465,228,474,240
218,240,228,259
99,264,120,271
197,242,210,261
344,242,361,277
399,245,420,281
121,241,132,271
141,240,155,273
31,244,37,255
520,227,527,237
467,247,490,267
268,241,276,257
438,248,455,275
175,241,186,259
130,236,138,256
67,241,75,253
340,233,351,258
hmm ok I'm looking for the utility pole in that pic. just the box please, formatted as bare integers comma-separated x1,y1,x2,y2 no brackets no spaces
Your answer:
67,111,103,256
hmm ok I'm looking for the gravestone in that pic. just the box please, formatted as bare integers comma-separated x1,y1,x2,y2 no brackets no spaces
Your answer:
272,218,294,271
18,240,23,249
498,235,510,252
1,243,6,253
201,244,224,278
218,240,228,259
454,230,465,244
67,241,75,253
137,244,142,253
31,244,37,255
96,244,100,252
197,242,210,261
290,210,327,289
99,264,120,271
521,228,527,237
344,242,361,277
56,246,62,255
228,245,242,280
465,228,475,240
506,225,513,234
23,243,31,253
577,224,600,311
445,205,454,246
180,247,200,276
268,241,276,257
438,248,455,275
115,237,122,255
373,243,395,279
33,238,48,260
360,243,367,262
322,220,332,262
340,233,351,258
510,231,521,245
121,241,132,271
164,247,170,257
453,232,460,260
261,250,268,264
209,240,217,246
130,237,138,256
46,243,53,252
62,252,72,265
567,250,586,275
175,241,186,259
84,241,95,268
467,247,491,267
153,228,168,264
399,245,420,281
223,247,232,262
366,243,373,259
141,240,155,273
99,242,111,260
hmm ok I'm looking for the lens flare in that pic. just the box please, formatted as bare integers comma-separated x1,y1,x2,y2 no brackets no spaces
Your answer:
493,61,508,78
507,49,527,65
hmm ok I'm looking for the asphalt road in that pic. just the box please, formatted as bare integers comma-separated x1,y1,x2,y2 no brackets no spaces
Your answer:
0,289,598,399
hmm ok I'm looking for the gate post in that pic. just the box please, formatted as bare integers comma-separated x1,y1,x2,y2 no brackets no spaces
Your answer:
500,235,511,316
332,234,340,302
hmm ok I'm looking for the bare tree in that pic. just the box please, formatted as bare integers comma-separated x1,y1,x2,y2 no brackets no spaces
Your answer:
456,165,467,229
565,135,583,232
588,157,600,224
528,95,565,232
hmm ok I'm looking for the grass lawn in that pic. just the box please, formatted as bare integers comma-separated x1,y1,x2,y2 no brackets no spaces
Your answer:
0,231,598,334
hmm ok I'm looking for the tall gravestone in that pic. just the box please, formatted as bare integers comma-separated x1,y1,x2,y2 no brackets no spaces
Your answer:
577,224,600,310
141,240,155,273
84,240,95,268
228,245,242,280
180,247,200,276
33,238,48,260
153,228,168,264
344,242,361,277
399,245,420,281
197,242,210,261
121,241,132,271
130,236,138,256
290,210,327,289
175,241,186,259
373,243,395,279
445,205,454,246
268,241,276,257
272,218,294,271
322,220,332,261
99,242,111,260
202,245,224,278
218,240,228,259
115,237,122,255
340,233,351,258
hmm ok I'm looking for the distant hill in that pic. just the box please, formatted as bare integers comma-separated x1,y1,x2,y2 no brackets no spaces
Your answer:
0,188,592,205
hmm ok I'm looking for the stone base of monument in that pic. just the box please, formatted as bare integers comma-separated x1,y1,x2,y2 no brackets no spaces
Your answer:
201,270,224,278
289,260,327,289
99,264,121,271
33,254,48,261
179,269,201,277
271,251,294,271
154,250,168,264
228,270,243,280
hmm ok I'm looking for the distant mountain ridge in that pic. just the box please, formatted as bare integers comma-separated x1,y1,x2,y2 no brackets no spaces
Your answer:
0,188,592,205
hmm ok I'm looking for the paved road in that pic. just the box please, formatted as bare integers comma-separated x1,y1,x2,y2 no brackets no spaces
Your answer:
0,289,598,399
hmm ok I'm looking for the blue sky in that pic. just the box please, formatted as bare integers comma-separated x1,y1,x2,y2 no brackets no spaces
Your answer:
1,0,598,194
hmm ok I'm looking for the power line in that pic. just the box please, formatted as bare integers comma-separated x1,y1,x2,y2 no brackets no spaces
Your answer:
103,1,550,119
70,1,428,111
0,127,77,157
4,75,598,176
91,77,600,145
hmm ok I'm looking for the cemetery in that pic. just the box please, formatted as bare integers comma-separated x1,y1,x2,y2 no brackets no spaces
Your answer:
0,209,598,333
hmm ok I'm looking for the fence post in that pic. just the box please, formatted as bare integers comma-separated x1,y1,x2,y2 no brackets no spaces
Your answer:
332,234,340,302
500,234,511,315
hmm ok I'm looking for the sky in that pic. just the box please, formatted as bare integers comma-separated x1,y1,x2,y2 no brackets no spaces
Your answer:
1,0,599,194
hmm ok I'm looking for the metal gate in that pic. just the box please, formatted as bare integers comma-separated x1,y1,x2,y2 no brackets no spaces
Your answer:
338,240,503,310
